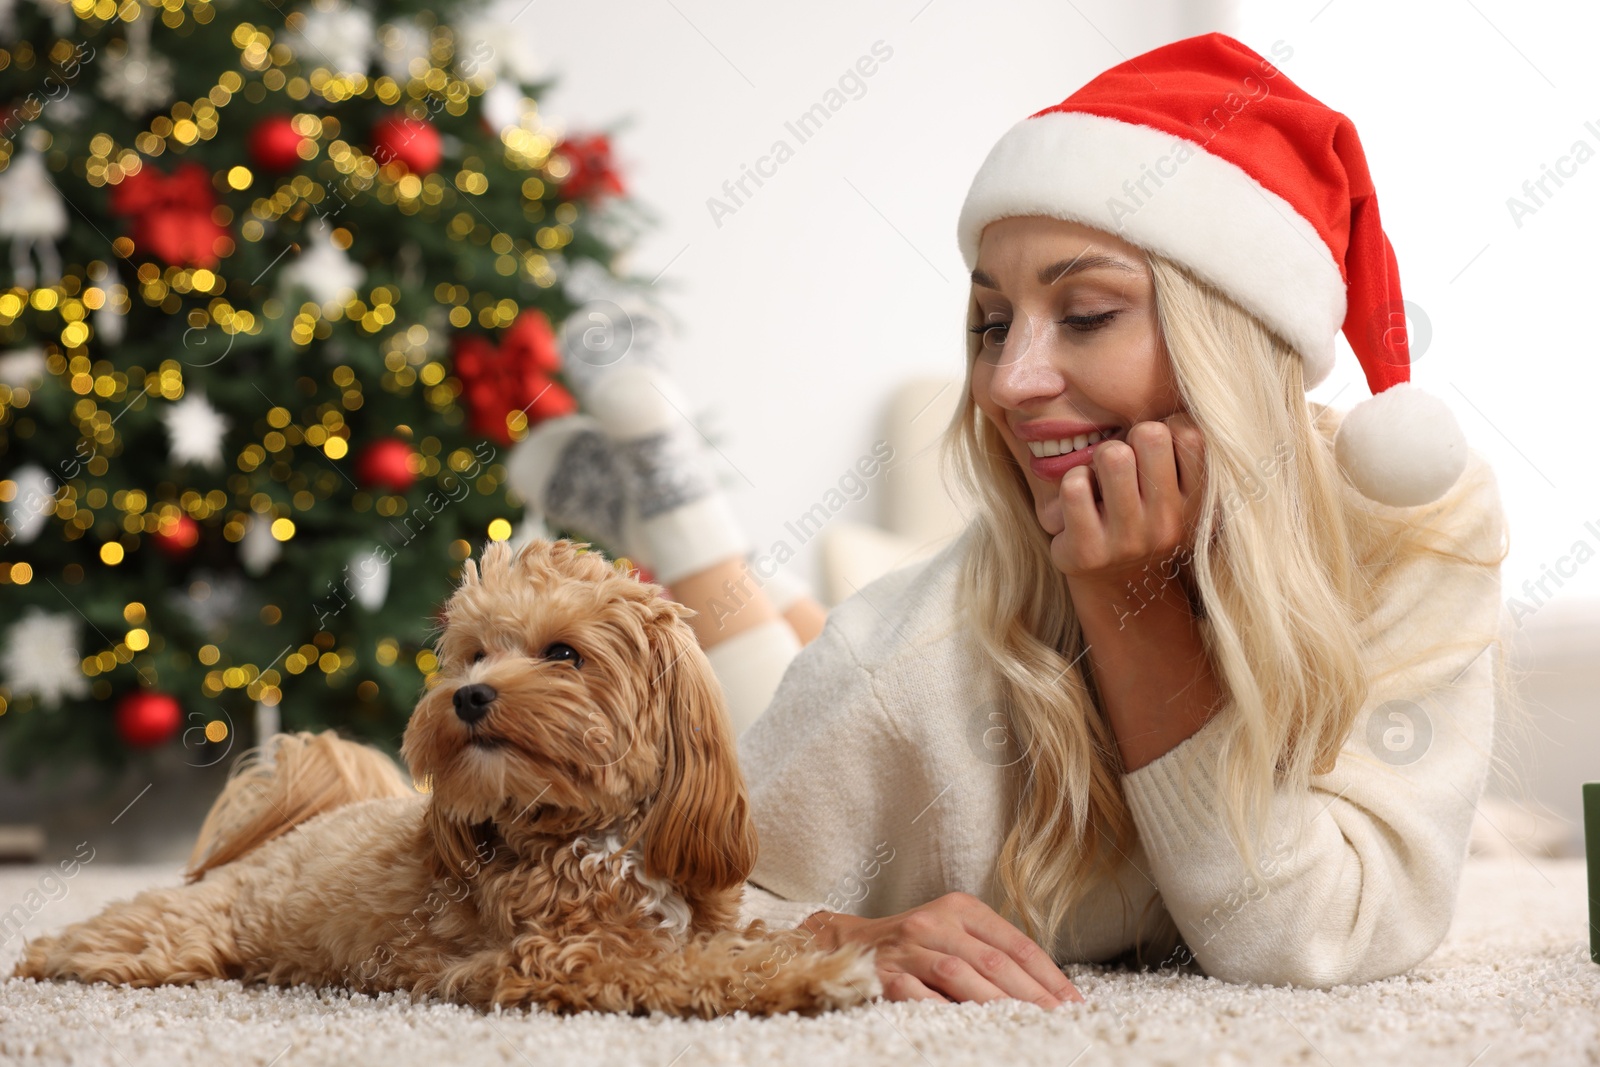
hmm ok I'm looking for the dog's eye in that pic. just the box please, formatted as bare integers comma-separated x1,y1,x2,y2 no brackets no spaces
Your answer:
542,642,583,668
471,650,486,664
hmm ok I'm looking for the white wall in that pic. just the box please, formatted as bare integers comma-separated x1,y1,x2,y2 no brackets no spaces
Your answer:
1240,0,1600,612
525,0,1238,590
1237,0,1600,844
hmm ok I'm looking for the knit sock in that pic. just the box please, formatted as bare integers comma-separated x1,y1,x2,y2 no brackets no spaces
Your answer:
578,363,750,586
504,414,639,559
703,618,802,737
556,295,670,401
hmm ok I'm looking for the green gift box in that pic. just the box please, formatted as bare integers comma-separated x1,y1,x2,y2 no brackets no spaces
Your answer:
1587,783,1600,964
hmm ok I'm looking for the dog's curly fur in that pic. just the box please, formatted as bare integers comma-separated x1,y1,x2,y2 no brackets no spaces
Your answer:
13,538,879,1017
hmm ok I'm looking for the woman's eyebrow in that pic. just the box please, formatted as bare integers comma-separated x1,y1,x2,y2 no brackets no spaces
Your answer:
970,252,1140,290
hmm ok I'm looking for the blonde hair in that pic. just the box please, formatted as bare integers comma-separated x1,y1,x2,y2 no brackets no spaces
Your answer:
940,250,1520,966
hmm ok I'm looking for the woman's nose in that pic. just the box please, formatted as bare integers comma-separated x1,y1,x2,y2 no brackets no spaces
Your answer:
986,317,1064,408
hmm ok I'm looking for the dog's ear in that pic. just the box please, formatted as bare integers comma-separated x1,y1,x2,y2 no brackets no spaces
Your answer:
638,613,758,929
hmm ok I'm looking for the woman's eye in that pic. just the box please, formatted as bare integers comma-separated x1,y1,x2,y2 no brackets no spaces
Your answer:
471,650,486,664
542,642,583,668
968,321,1009,349
1062,311,1118,332
969,311,1116,349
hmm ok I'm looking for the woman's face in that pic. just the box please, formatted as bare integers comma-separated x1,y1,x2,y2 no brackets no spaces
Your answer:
969,216,1183,537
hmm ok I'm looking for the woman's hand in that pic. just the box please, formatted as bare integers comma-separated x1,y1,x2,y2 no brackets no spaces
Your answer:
1051,411,1222,771
800,892,1085,1007
1050,413,1206,588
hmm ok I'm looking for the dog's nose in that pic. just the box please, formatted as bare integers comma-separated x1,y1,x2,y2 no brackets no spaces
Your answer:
453,683,497,724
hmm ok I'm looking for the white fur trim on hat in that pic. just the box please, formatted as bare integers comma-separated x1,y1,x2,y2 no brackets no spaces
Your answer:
957,111,1347,388
1332,382,1467,507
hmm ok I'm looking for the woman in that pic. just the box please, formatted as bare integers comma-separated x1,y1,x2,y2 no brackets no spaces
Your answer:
511,33,1511,1004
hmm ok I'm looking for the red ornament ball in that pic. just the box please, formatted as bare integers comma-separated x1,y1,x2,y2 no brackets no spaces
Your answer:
371,115,442,174
356,438,417,493
115,691,182,748
249,116,308,172
151,514,199,557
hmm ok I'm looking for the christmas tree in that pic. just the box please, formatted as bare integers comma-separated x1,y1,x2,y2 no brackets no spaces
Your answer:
0,0,649,779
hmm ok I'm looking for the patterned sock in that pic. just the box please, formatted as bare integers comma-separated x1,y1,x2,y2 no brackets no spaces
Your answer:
578,364,750,586
556,295,670,402
505,414,639,559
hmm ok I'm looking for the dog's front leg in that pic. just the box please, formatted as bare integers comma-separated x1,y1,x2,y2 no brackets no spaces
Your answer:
12,873,245,988
427,926,879,1018
422,937,635,1015
610,926,883,1018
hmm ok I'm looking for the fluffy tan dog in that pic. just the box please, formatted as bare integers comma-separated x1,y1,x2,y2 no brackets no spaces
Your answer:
14,538,879,1017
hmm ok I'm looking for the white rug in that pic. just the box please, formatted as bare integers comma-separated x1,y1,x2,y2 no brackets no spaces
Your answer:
1,856,1596,1066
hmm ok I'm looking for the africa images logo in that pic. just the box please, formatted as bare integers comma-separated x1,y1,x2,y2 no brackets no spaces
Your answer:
1365,698,1432,767
966,699,1031,769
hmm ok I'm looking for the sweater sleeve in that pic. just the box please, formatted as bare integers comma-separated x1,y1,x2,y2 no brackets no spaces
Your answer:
738,881,834,930
735,614,913,929
1118,457,1507,988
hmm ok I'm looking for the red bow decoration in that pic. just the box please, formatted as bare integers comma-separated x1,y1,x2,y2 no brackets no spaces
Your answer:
549,134,625,202
452,310,576,445
109,163,228,268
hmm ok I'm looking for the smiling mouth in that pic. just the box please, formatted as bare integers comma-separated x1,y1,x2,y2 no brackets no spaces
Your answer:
1025,426,1123,459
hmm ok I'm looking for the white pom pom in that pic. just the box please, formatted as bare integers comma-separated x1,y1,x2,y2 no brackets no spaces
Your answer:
1333,382,1468,507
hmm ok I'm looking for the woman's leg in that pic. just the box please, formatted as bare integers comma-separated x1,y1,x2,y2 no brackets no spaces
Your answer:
667,556,825,737
575,364,806,684
757,563,828,647
669,557,831,732
519,355,826,735
670,556,780,646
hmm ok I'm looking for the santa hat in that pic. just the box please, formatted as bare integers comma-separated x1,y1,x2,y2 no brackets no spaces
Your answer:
955,32,1466,508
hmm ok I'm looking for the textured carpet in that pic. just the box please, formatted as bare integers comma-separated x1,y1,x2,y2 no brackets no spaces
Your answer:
0,856,1596,1066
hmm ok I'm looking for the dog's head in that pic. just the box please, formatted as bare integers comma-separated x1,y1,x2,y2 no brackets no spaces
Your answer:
401,538,756,926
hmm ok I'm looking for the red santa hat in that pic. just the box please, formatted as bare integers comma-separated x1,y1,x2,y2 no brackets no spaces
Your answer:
956,32,1466,508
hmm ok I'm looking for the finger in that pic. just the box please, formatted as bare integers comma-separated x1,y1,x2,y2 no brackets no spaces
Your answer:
1091,439,1142,546
1164,412,1206,500
1164,413,1207,539
902,945,1011,1005
1057,466,1106,565
1126,420,1181,513
879,969,952,1004
1125,420,1184,551
954,904,1086,1006
945,931,1068,1009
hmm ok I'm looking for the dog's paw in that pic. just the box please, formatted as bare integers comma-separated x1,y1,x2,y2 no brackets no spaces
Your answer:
799,943,882,1012
11,934,59,980
733,936,883,1017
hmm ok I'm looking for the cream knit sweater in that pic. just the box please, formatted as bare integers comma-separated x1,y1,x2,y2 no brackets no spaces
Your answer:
735,447,1507,990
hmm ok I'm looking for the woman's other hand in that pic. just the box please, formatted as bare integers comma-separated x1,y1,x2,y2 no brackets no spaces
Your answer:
1050,412,1206,588
800,891,1085,1007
